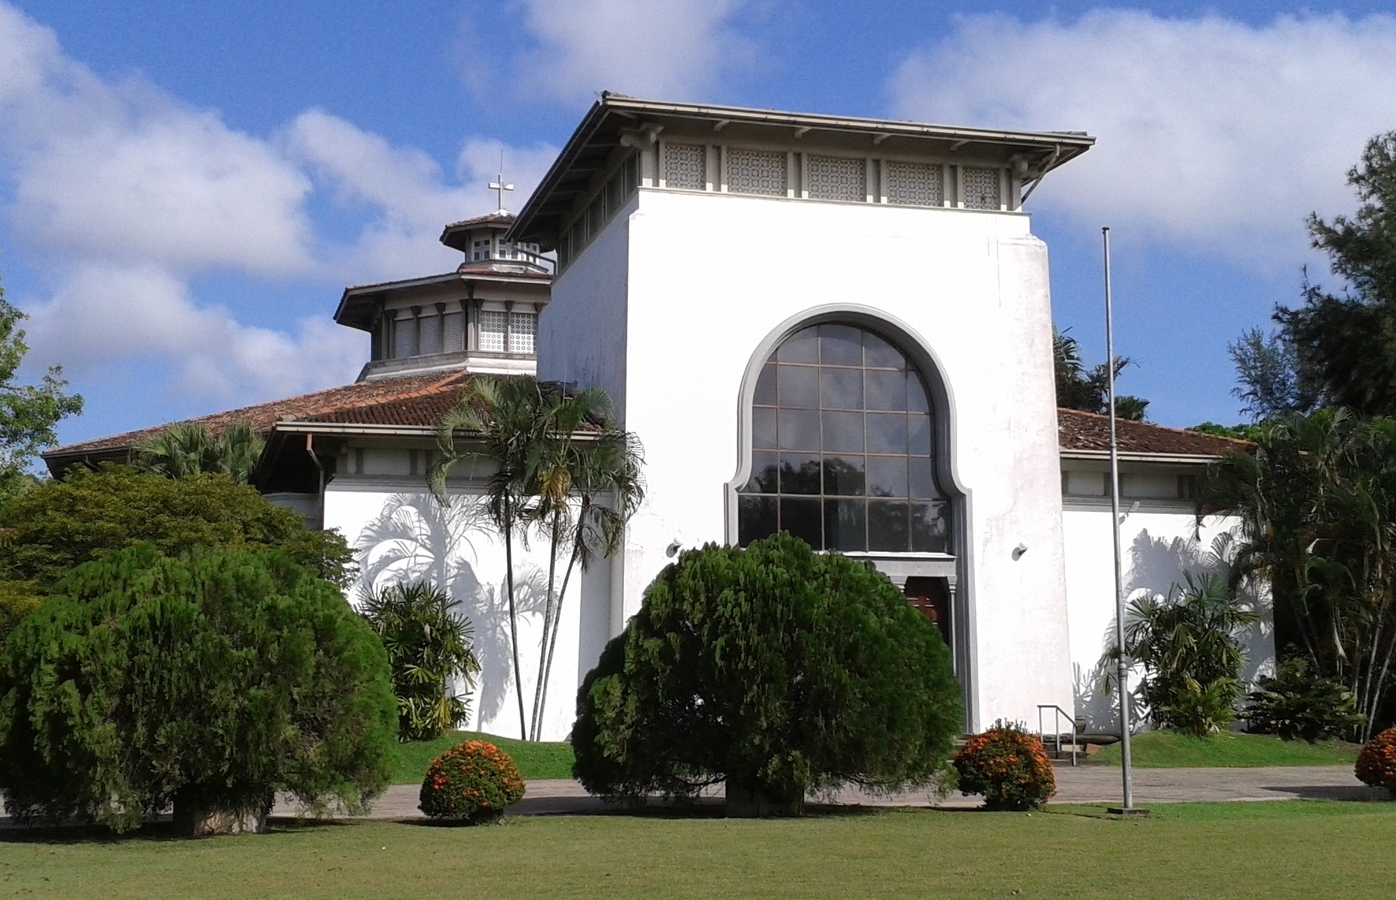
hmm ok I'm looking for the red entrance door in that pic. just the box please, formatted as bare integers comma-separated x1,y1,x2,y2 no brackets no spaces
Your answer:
903,576,952,650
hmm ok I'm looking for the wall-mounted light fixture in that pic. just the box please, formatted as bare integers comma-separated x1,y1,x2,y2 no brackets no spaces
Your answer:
665,539,683,559
1012,543,1028,561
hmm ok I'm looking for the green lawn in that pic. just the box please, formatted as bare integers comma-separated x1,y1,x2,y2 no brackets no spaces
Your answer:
4,801,1395,899
1089,730,1360,767
391,730,575,784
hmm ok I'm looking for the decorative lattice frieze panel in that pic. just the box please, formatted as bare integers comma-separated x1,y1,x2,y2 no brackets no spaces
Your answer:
509,312,537,355
664,143,706,190
393,312,417,358
962,167,1001,210
807,155,866,202
886,162,943,207
478,310,506,353
727,149,787,196
418,314,441,355
443,310,465,352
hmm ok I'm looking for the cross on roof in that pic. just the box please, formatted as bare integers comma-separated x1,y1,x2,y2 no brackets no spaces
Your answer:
489,172,515,215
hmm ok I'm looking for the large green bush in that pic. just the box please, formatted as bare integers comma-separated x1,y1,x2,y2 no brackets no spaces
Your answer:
571,534,962,816
1242,657,1366,743
0,466,355,595
0,545,396,834
359,581,481,741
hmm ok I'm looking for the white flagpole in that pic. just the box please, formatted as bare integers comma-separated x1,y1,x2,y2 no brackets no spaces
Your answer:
1103,226,1138,813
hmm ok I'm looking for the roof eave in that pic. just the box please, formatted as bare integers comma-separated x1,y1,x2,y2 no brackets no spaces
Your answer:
509,93,1096,246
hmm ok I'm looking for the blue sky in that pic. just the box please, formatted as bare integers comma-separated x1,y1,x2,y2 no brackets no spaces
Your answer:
3,1,1396,449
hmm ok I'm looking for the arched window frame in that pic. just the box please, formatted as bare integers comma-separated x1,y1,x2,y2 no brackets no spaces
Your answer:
725,305,967,558
724,306,977,713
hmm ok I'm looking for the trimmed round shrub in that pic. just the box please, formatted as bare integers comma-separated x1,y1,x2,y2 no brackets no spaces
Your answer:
571,533,963,816
1356,727,1396,798
0,544,397,834
419,740,526,823
953,722,1057,811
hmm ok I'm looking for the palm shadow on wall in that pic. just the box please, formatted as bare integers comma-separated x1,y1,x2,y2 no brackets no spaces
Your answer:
1073,524,1273,732
352,493,548,728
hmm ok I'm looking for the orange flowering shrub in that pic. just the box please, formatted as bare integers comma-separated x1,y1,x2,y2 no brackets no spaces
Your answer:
419,740,526,823
1356,727,1396,798
952,721,1056,811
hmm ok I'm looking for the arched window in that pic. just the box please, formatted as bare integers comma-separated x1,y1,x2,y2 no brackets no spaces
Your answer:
738,322,950,553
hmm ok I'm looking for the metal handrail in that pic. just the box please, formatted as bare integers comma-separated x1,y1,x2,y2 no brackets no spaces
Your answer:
1037,704,1078,766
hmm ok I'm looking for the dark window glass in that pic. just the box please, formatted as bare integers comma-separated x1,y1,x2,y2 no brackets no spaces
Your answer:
823,455,866,496
747,451,779,492
908,413,932,453
908,375,931,414
824,499,867,551
867,413,908,455
864,332,903,368
909,457,936,499
865,370,906,411
738,496,777,545
779,453,821,494
754,363,777,406
738,323,950,554
780,497,823,547
819,324,863,366
911,502,950,553
821,367,863,409
867,456,908,498
822,410,863,454
868,500,909,551
777,328,818,363
778,364,818,408
753,408,777,449
777,409,819,450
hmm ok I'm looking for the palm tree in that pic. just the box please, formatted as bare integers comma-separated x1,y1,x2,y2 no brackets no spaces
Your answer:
430,377,547,740
430,376,645,741
1122,572,1258,735
133,420,264,484
528,397,645,740
1201,409,1396,739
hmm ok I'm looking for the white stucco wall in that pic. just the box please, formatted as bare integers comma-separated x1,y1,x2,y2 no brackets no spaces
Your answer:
1061,500,1275,732
323,473,595,742
541,187,1074,731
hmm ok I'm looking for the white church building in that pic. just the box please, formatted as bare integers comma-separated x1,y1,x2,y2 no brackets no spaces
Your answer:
46,96,1270,741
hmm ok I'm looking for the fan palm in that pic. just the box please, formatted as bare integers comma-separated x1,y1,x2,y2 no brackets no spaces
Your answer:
133,420,264,484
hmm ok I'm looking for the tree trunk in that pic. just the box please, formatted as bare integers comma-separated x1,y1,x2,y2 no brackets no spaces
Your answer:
172,796,268,836
503,504,528,741
723,778,804,818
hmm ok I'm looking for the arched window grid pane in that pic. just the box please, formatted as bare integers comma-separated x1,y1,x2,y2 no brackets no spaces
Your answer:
740,322,950,552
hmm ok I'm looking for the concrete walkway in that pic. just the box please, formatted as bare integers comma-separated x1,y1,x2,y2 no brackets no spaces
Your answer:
272,764,1386,821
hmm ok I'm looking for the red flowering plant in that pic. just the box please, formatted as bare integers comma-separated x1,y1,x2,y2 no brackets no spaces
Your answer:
1356,727,1396,798
952,721,1056,811
419,740,526,823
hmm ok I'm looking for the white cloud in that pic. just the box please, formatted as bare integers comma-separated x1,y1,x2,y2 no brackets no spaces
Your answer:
0,5,316,276
283,111,558,283
0,1,558,416
21,264,364,404
888,11,1396,269
507,0,757,103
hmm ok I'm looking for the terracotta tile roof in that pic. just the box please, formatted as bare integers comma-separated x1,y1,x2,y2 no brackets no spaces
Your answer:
45,371,475,458
50,389,1249,465
1057,408,1252,457
443,212,514,230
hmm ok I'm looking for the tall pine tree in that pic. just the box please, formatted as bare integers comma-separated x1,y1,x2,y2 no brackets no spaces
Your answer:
1276,133,1396,415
